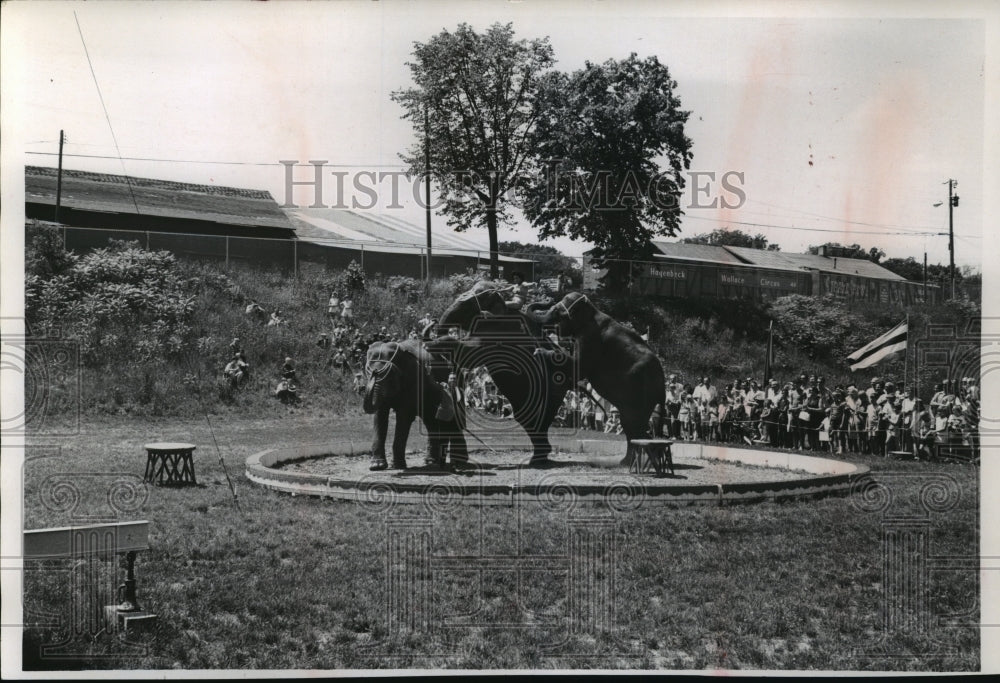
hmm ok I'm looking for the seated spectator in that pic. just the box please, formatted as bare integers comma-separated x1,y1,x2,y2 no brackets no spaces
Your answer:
317,333,331,349
268,309,285,327
246,301,267,323
223,353,247,389
274,378,298,404
281,357,297,382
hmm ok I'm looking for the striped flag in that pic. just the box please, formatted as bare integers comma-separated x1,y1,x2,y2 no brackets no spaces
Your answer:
847,320,907,371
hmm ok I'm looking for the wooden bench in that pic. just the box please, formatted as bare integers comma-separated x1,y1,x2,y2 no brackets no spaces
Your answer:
23,521,156,632
629,439,674,477
144,442,197,486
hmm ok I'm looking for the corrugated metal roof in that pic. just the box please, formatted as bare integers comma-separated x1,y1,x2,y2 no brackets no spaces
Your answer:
25,165,294,230
724,246,905,280
290,209,532,263
651,241,748,264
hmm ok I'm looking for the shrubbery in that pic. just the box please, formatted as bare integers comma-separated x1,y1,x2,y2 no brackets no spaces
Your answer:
26,232,197,365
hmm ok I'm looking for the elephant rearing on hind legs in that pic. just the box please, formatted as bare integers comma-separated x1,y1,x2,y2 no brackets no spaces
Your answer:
528,292,665,463
434,283,575,465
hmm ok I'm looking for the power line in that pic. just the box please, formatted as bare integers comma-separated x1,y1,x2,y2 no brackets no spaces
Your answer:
24,150,408,168
73,11,141,216
745,198,940,234
682,212,945,237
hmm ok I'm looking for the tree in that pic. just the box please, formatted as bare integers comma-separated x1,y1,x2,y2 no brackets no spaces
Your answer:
521,54,693,292
807,242,885,263
392,23,555,278
497,240,582,286
682,228,779,251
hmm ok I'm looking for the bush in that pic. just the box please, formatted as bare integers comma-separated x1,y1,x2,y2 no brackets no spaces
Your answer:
26,238,197,365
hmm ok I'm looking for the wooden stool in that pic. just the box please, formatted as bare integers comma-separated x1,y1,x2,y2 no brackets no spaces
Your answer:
629,439,674,477
144,442,197,486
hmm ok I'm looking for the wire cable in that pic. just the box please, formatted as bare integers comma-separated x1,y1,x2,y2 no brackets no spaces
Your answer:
73,11,142,216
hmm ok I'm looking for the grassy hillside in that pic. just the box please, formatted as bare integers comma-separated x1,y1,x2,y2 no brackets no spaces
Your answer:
24,221,980,419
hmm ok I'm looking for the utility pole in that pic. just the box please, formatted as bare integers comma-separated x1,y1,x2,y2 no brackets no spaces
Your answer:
923,250,928,303
54,130,65,224
947,178,958,299
424,105,432,285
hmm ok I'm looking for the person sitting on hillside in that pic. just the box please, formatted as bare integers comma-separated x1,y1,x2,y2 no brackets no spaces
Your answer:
275,357,299,404
229,336,243,356
317,332,331,349
245,300,267,323
223,353,248,389
281,357,297,381
268,309,285,327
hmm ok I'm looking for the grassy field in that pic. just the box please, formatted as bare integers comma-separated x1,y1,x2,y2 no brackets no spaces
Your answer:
21,412,979,671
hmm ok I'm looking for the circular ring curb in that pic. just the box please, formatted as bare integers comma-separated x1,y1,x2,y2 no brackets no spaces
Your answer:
245,438,870,507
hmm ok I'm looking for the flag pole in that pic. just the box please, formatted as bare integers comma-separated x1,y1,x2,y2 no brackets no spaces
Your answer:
904,313,909,393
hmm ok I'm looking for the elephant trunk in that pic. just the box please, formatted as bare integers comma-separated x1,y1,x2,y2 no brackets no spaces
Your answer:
528,304,560,325
362,376,379,414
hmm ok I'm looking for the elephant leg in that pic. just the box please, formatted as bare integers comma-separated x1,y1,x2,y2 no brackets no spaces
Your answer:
391,416,414,469
369,407,390,471
527,431,552,464
447,426,469,465
425,430,446,468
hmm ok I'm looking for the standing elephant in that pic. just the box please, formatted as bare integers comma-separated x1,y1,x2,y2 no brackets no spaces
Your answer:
434,284,575,464
362,340,467,471
529,292,665,460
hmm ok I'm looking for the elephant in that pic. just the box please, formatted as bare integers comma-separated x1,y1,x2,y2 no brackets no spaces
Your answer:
362,339,467,471
433,284,575,464
528,292,665,461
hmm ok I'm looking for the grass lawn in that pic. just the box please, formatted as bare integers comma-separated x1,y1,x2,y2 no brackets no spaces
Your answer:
21,411,979,671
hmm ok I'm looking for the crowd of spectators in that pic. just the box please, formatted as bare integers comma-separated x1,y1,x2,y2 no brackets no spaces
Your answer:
646,373,979,460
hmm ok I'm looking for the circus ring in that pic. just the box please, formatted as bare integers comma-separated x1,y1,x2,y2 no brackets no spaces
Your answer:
244,437,870,507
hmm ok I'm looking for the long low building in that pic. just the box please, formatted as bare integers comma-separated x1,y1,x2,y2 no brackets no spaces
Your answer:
24,165,533,278
584,240,938,306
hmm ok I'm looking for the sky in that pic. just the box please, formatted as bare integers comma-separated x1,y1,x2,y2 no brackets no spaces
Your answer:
2,0,993,268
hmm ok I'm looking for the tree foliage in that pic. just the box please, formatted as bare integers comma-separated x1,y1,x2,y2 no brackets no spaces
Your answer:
392,23,555,278
521,53,692,291
807,242,885,263
497,240,582,285
26,238,197,365
682,228,779,251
